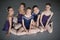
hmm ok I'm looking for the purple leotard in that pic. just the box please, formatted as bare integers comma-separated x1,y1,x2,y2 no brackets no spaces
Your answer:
3,18,13,31
41,15,50,26
18,13,24,24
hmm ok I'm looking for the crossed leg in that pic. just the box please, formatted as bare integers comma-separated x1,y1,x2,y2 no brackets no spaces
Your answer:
45,22,53,33
10,28,27,36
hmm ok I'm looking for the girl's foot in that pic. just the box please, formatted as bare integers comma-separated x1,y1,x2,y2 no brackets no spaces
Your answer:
40,27,44,32
6,32,10,37
47,25,53,33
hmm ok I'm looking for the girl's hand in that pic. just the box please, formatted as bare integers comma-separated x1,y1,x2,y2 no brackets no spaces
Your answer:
37,24,39,27
43,25,47,31
41,24,44,28
23,26,27,32
45,24,47,27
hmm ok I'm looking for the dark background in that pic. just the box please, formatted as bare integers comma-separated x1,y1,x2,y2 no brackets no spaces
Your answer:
0,0,60,40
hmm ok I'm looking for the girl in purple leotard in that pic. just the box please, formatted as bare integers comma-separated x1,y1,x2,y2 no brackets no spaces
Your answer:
3,6,14,36
40,3,54,33
16,3,26,32
18,3,26,24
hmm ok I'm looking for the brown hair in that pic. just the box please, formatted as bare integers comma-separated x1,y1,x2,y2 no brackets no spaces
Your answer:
20,3,26,7
7,6,13,11
45,3,51,7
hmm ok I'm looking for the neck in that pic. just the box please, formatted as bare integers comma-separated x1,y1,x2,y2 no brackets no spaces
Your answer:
19,9,25,14
46,10,51,12
34,12,38,14
8,14,13,17
26,13,31,16
34,11,39,14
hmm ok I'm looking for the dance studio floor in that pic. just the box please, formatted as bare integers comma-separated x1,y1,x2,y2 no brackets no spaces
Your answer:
0,0,60,40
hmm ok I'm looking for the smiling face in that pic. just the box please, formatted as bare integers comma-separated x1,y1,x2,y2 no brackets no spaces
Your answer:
19,5,25,10
8,8,14,16
33,7,39,14
26,9,32,15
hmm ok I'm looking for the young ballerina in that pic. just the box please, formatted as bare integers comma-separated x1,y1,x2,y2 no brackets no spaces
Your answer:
40,3,53,33
17,3,26,30
13,3,26,30
22,7,33,32
32,5,41,28
18,3,25,23
3,6,14,36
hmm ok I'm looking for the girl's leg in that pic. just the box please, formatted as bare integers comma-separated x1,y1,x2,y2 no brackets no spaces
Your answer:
16,31,27,36
30,22,37,29
10,28,27,36
39,26,45,32
30,24,34,29
29,28,40,34
29,25,40,34
6,31,11,37
14,23,22,30
46,22,53,33
16,28,28,35
10,28,17,35
18,27,25,32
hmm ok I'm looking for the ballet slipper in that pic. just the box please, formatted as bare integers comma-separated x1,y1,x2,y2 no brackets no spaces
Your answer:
48,26,53,33
48,29,53,33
